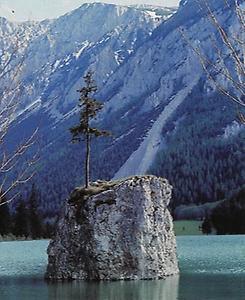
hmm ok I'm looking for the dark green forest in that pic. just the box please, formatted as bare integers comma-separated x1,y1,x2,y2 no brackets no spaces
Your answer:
210,187,245,234
0,185,53,239
150,88,244,209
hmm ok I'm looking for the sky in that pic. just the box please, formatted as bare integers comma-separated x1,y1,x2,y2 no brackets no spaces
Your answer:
0,0,180,22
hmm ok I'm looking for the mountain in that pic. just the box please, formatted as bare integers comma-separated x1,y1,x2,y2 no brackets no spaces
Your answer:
2,3,169,212
0,17,48,112
3,3,165,112
1,1,244,216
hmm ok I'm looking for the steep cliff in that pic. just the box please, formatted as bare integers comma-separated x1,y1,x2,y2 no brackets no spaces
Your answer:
45,176,179,281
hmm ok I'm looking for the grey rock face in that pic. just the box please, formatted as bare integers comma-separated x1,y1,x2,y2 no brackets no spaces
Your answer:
45,176,179,281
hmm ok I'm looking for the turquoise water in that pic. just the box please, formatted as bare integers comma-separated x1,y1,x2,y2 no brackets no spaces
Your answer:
0,236,244,299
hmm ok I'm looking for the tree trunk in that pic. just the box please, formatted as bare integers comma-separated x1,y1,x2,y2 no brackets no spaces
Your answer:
85,132,90,188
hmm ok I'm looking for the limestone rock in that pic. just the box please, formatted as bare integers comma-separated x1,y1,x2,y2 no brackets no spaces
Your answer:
45,176,179,281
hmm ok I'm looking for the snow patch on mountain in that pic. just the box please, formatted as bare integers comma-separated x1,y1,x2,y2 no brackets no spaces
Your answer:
130,5,177,21
116,6,128,17
15,98,42,120
222,121,242,139
74,41,91,59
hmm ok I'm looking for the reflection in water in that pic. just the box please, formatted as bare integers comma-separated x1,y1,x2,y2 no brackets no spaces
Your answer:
2,273,245,300
48,276,179,300
179,273,245,300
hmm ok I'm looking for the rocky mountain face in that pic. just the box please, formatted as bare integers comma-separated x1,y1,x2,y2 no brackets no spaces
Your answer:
45,176,179,280
0,17,48,112
1,3,166,112
1,1,244,215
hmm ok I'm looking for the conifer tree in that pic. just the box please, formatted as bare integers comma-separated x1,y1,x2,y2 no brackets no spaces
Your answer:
28,184,42,239
0,197,11,235
70,71,110,188
13,200,29,237
202,217,212,235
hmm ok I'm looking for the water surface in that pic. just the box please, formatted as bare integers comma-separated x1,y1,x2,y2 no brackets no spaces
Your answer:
0,236,244,300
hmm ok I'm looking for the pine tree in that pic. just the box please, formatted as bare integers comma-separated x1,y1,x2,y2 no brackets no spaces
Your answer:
202,217,212,235
44,222,54,238
13,200,29,237
70,71,110,188
0,198,11,236
28,184,42,239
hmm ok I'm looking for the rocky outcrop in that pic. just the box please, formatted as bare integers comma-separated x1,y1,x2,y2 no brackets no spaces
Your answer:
45,176,179,281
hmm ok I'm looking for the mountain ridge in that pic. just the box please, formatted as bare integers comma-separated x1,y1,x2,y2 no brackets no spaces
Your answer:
1,1,244,216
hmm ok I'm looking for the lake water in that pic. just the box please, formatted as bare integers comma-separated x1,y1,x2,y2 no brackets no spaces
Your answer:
0,236,244,300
